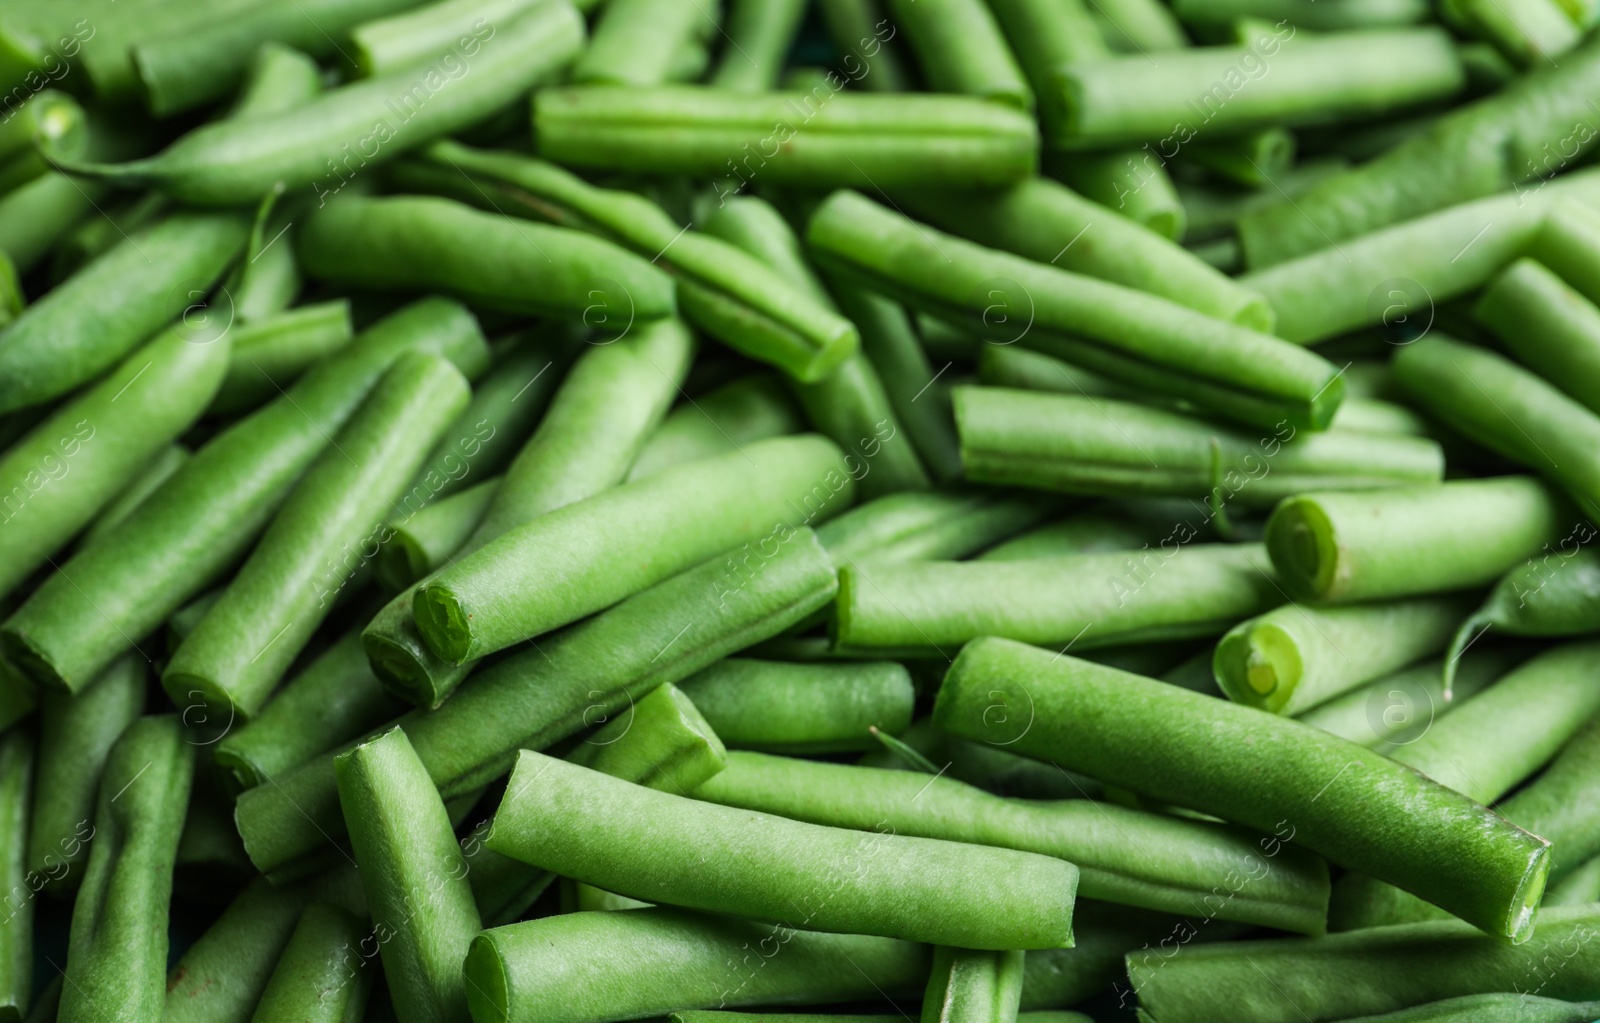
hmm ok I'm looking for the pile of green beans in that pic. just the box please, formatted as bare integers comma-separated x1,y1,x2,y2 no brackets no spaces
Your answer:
8,2,1600,1020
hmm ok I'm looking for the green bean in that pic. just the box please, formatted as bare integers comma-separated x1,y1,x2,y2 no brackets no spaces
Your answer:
835,542,1279,656
676,659,913,753
362,319,694,706
573,0,716,86
923,948,1023,1023
1446,547,1600,683
215,626,403,792
1171,0,1430,30
209,302,356,416
58,716,193,1023
0,89,83,165
376,478,496,590
697,750,1332,932
627,375,802,481
27,656,143,891
0,321,232,601
414,434,852,663
1528,198,1600,307
709,0,808,91
61,0,264,104
935,638,1551,941
49,194,169,286
239,528,839,875
1183,127,1297,190
68,2,583,206
1123,904,1600,1023
1476,259,1600,414
1335,995,1600,1023
1446,0,1579,67
1548,853,1600,906
490,749,1076,948
351,0,537,77
0,210,247,416
1214,596,1472,716
1236,36,1600,269
1092,0,1188,49
808,191,1344,431
336,726,479,1023
0,663,33,735
1265,476,1572,607
884,0,1031,109
0,729,29,1021
1023,903,1194,1010
956,387,1442,506
466,906,929,1023
165,352,468,720
0,174,102,276
82,445,190,545
1,298,488,694
817,490,1057,569
248,901,371,1023
226,221,302,328
1294,649,1524,750
228,42,325,119
978,501,1214,561
816,0,913,92
1504,715,1600,886
534,86,1038,190
895,178,1274,331
678,1013,1089,1023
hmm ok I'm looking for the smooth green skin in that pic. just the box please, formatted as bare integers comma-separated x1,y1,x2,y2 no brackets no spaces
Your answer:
78,1,583,205
1325,995,1600,1023
298,195,675,321
1237,33,1600,268
228,42,325,119
0,321,231,600
1477,258,1600,414
227,218,302,327
0,210,247,416
165,353,469,720
399,142,858,384
134,0,422,115
337,727,480,1023
488,748,1077,949
677,659,914,754
1529,199,1600,307
1548,853,1600,906
1171,0,1430,30
895,179,1274,331
956,386,1442,506
1184,127,1297,190
1049,27,1462,149
885,0,1031,109
1126,905,1600,1023
978,501,1209,561
1052,148,1187,242
0,730,29,1021
574,0,714,85
83,445,190,544
239,528,840,876
66,0,265,103
923,948,1024,1023
1447,0,1578,67
1266,476,1572,605
709,0,808,91
363,319,693,707
534,85,1039,190
352,0,538,77
0,174,104,276
700,750,1331,933
215,627,403,792
465,906,930,1023
678,1012,1089,1023
50,194,169,287
1213,596,1471,716
1,298,488,694
815,489,1057,566
857,718,1094,801
210,301,356,416
815,0,914,91
934,638,1551,942
27,656,144,892
377,477,496,589
59,716,194,1023
626,374,801,481
415,433,853,663
1294,649,1524,750
808,191,1344,432
1450,548,1600,681
835,542,1281,656
976,338,1125,399
249,902,370,1023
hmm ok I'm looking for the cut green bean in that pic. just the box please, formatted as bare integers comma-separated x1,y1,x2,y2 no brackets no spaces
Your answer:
337,726,480,1023
627,375,802,481
66,2,583,205
1021,902,1184,1010
816,489,1060,565
1547,854,1600,906
1446,0,1579,67
1183,127,1296,189
1447,546,1600,682
1475,258,1600,414
0,729,29,1021
922,948,1023,1023
1294,649,1524,750
1265,476,1572,604
895,178,1274,331
1171,0,1430,30
215,626,403,792
28,656,143,891
978,501,1211,561
248,901,371,1023
489,749,1077,948
238,528,839,875
58,716,193,1023
1,297,488,694
82,445,190,545
696,750,1331,933
465,906,929,1023
816,0,913,92
228,42,325,119
534,86,1038,190
1528,198,1600,307
808,190,1345,431
363,318,692,708
165,352,468,720
885,0,1030,109
934,638,1551,941
1214,596,1472,716
1092,0,1188,49
709,0,808,91
973,338,1122,398
1334,995,1600,1023
0,174,105,276
676,659,913,753
376,477,496,590
1236,35,1600,267
350,0,536,77
209,301,356,416
956,387,1441,506
834,542,1280,656
0,210,247,415
574,0,716,86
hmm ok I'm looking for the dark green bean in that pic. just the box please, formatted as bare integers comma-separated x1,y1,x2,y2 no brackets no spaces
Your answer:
209,301,356,416
885,0,1031,109
814,488,1058,566
1,298,487,694
0,174,105,276
0,729,30,1021
49,194,168,287
626,374,802,481
0,662,33,736
1294,648,1524,750
1171,0,1431,30
922,948,1023,1023
1334,995,1600,1023
1548,854,1600,906
978,501,1210,561
248,902,371,1023
816,0,913,92
709,0,808,91
934,638,1551,941
677,659,913,753
574,0,718,86
1475,258,1600,414
376,477,496,590
227,42,324,119
1023,902,1197,1011
1446,546,1600,683
1182,127,1297,189
351,0,539,77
